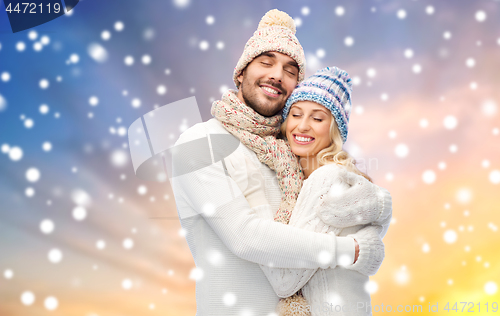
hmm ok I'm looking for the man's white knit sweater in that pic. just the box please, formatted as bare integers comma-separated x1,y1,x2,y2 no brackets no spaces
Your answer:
171,118,388,315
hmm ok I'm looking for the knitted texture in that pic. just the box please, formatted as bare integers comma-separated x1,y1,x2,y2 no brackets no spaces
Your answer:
346,224,386,276
211,89,389,315
233,9,306,88
315,167,392,228
258,165,342,301
259,163,390,315
211,89,304,225
211,89,309,315
282,66,353,143
276,292,311,316
173,117,383,315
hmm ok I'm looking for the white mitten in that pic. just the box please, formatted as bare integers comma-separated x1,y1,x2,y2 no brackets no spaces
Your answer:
346,225,385,276
315,167,392,228
224,152,269,208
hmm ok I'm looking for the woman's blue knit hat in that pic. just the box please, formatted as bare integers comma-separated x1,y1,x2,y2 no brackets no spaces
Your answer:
282,66,353,143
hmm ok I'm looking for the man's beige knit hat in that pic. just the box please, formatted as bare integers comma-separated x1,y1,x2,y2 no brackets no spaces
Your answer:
233,9,306,88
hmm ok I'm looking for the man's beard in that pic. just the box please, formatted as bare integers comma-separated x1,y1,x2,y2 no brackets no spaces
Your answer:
240,76,287,117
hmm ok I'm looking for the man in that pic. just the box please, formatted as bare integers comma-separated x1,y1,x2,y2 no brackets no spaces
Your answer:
171,9,385,315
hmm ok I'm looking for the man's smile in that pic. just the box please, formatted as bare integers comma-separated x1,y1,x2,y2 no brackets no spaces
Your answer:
260,84,282,97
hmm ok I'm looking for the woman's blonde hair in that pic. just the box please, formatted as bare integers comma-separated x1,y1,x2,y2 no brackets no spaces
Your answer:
280,115,373,183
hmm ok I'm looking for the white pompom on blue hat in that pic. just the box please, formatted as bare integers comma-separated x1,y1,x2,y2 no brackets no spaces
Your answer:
282,66,353,143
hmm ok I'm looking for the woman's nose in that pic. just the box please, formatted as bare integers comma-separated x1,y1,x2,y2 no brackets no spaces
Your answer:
297,118,310,132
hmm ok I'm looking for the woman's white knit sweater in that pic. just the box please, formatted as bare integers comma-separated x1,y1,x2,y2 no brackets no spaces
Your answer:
255,163,392,316
171,119,390,315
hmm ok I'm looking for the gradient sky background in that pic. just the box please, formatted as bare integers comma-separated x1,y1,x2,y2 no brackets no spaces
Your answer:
0,0,499,315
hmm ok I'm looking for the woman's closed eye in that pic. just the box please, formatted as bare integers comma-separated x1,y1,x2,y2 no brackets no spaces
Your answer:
291,114,322,121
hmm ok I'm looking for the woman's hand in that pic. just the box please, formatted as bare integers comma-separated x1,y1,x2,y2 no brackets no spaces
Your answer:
224,152,269,208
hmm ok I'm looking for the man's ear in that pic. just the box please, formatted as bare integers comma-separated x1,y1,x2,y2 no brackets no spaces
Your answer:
237,72,244,85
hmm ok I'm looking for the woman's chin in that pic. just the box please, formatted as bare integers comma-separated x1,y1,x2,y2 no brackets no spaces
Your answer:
290,147,309,158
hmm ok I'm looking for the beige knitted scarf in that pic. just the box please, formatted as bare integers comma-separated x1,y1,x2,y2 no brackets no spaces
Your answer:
211,90,304,224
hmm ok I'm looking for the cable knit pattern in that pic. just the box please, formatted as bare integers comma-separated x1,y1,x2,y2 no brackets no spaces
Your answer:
376,187,393,224
211,90,304,225
258,163,391,316
172,118,352,315
212,92,392,315
259,170,340,298
346,224,386,276
314,166,393,228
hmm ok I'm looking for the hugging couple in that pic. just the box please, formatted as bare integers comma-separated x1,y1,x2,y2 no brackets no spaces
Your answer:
171,9,392,316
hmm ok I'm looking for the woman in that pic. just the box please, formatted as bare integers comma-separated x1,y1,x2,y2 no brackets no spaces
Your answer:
212,67,392,315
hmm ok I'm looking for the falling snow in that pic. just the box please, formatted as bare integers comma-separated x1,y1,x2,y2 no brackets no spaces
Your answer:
33,42,44,52
335,6,345,16
48,249,63,263
8,146,23,161
0,2,499,315
39,79,49,89
123,238,134,249
394,144,409,158
72,206,87,221
475,11,487,22
422,170,436,184
88,43,108,63
0,94,6,111
443,115,458,129
443,229,458,244
101,30,111,40
199,40,209,50
404,48,414,58
42,142,52,152
394,266,410,285
114,21,125,31
21,291,35,306
396,9,407,19
482,100,497,117
364,280,378,294
206,16,215,25
223,292,237,306
44,296,58,310
142,55,152,65
489,170,500,184
39,104,49,114
40,219,55,234
484,281,497,295
26,168,41,182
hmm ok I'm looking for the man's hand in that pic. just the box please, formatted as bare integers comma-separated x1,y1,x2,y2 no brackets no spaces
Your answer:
353,238,359,264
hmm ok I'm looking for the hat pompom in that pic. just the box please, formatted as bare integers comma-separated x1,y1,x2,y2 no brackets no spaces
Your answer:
258,9,296,35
